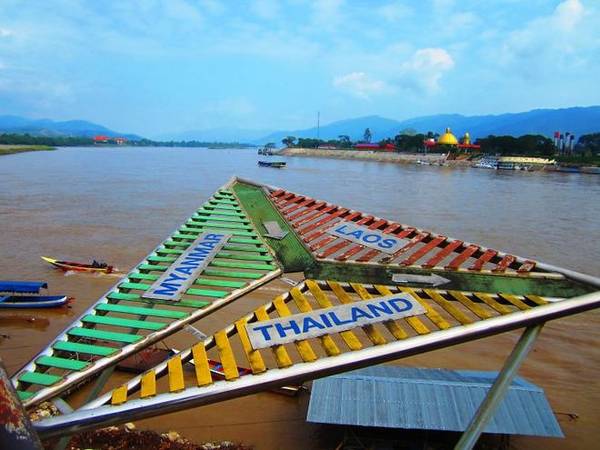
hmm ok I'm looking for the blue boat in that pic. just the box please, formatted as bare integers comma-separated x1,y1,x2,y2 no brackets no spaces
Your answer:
258,160,286,168
0,295,68,309
0,280,68,308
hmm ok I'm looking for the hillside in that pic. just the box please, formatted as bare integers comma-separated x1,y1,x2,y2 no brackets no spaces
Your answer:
255,106,600,144
0,115,142,140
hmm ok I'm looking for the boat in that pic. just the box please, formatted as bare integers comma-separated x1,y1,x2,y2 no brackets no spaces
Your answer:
0,295,68,309
41,256,114,274
258,160,286,168
473,157,498,169
0,280,68,309
19,177,600,444
555,165,581,173
581,166,600,174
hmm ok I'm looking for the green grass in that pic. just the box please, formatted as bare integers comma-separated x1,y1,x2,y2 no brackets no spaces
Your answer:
0,145,55,156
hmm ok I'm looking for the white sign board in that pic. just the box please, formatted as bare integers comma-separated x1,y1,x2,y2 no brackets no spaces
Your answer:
326,222,408,254
143,232,231,301
245,293,425,349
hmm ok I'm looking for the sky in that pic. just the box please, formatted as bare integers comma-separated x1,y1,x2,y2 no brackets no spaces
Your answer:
0,0,598,138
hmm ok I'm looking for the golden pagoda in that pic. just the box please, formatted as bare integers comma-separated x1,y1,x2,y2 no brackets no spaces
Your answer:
437,127,458,146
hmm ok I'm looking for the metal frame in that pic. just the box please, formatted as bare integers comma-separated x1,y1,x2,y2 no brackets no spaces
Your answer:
454,324,544,450
33,290,600,439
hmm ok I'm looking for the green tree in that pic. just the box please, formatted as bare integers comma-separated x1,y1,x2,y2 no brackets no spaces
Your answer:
363,128,372,143
338,135,351,148
282,136,296,147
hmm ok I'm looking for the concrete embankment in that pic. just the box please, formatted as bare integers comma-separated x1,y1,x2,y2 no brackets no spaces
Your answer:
278,147,471,167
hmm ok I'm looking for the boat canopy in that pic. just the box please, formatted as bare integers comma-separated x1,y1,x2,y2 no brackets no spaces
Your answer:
0,281,48,293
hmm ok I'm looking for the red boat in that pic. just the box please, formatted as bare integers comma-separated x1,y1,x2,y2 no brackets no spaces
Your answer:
41,256,114,274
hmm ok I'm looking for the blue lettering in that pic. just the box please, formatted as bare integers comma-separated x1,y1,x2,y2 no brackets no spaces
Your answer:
351,306,372,321
205,233,225,241
349,230,363,239
362,234,381,243
252,324,274,341
275,320,301,338
198,241,217,249
302,317,325,333
153,282,179,296
389,298,413,313
334,224,350,234
175,266,195,276
378,239,396,249
366,301,394,317
180,259,200,267
329,311,354,326
164,273,186,283
319,313,332,327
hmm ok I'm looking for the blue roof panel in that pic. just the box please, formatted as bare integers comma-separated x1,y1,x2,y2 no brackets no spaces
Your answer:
307,366,563,438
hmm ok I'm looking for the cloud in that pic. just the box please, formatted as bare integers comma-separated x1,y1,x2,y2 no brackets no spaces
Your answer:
333,72,387,99
0,28,12,38
251,0,280,20
397,48,455,93
377,3,412,22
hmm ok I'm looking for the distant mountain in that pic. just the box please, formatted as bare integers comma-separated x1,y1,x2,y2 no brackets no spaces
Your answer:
255,115,402,144
254,106,600,144
153,127,273,143
0,115,143,140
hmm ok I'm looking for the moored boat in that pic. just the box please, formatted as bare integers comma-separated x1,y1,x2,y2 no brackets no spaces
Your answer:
258,160,286,168
0,295,68,309
41,256,114,274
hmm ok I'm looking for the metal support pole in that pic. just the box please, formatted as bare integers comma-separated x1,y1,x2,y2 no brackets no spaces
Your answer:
454,324,544,450
0,358,43,450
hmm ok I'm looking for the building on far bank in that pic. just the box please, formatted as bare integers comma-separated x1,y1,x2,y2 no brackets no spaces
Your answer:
354,143,396,152
93,135,128,145
423,127,481,154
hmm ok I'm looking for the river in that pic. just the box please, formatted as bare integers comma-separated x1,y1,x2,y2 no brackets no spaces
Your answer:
1,146,599,449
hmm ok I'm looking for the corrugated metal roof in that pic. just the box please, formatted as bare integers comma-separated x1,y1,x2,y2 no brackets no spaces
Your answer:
307,366,563,437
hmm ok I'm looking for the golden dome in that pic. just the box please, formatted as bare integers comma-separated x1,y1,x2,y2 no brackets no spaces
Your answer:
463,132,471,145
437,127,458,146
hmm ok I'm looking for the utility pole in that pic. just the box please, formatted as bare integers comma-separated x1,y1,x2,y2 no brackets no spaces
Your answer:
317,111,320,141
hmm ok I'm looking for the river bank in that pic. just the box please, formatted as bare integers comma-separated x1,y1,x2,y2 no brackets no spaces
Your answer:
0,144,55,156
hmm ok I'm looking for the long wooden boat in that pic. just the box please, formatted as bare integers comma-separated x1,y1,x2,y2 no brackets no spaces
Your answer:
0,280,48,294
20,177,600,440
258,161,286,168
41,256,114,274
0,295,68,309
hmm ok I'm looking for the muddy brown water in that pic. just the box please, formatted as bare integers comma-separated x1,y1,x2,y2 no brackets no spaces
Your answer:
1,147,599,449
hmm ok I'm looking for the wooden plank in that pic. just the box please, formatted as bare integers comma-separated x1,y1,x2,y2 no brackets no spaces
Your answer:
304,212,362,242
493,255,517,272
468,249,497,271
370,285,410,340
473,292,513,315
254,306,293,368
424,289,473,325
96,303,188,319
68,327,142,344
446,291,493,320
209,261,276,270
422,240,463,268
290,287,341,356
82,315,166,331
140,371,157,398
214,330,240,380
168,355,185,392
293,206,336,228
19,371,62,386
273,297,318,362
517,260,537,273
111,385,128,405
305,280,362,351
235,318,267,373
446,244,479,269
298,208,350,236
53,341,118,357
36,356,89,371
400,236,447,266
192,343,213,386
328,282,386,345
497,293,531,311
398,287,445,332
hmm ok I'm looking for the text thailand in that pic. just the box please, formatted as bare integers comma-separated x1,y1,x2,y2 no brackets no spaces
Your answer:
143,232,231,302
246,293,425,349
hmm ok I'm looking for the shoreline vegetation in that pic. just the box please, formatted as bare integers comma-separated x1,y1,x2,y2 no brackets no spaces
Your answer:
0,144,55,156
